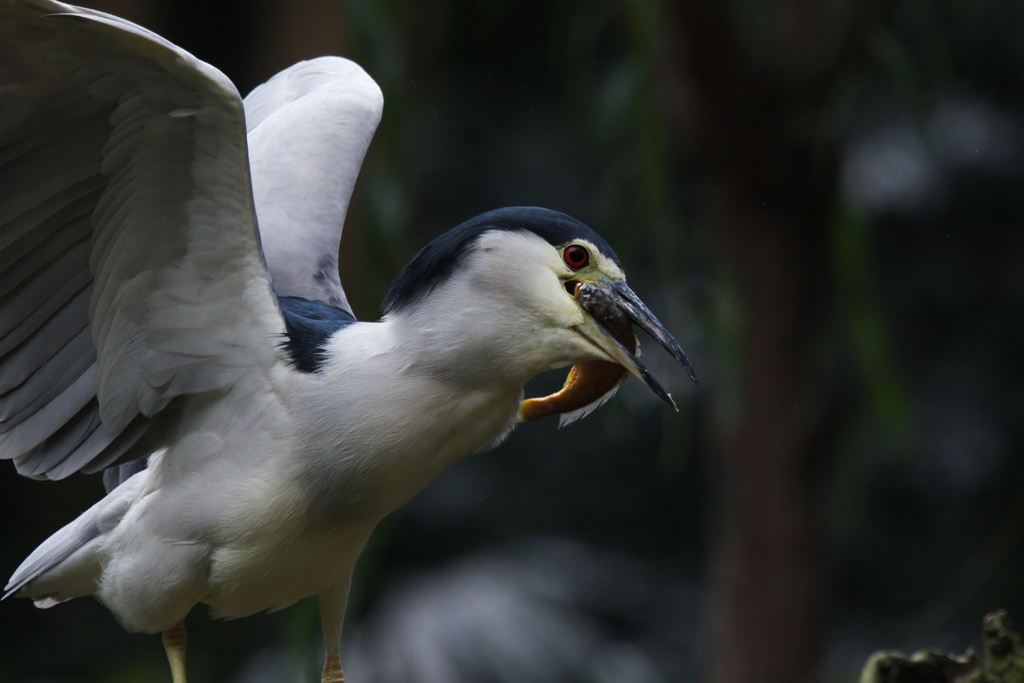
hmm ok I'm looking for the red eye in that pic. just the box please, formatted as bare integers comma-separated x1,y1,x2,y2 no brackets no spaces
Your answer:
563,245,589,269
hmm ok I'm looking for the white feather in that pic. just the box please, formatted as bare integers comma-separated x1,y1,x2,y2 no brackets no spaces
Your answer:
1,4,652,678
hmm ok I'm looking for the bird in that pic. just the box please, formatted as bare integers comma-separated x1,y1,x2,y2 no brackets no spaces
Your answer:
0,2,698,682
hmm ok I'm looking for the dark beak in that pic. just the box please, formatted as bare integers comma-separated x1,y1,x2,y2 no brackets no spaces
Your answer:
610,281,698,385
572,280,698,411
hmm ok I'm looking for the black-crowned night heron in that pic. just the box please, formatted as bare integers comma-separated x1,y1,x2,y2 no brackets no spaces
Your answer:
0,2,697,682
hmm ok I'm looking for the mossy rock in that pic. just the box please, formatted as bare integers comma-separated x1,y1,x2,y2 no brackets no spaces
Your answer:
860,611,1024,683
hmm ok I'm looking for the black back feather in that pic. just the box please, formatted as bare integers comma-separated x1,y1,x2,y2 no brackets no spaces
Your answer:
279,297,357,373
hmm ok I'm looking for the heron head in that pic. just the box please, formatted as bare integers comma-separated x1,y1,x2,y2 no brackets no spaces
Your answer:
382,207,697,423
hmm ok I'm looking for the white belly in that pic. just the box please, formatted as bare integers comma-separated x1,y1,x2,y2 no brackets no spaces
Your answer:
202,517,375,619
94,337,524,633
97,451,378,631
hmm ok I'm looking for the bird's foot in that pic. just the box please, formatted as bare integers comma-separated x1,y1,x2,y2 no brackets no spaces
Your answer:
322,651,345,683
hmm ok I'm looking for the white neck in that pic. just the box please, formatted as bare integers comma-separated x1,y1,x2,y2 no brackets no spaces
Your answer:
290,313,526,528
289,229,597,528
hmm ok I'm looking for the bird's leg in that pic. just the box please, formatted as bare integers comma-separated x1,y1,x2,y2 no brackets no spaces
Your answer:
318,579,351,683
162,620,188,683
322,651,345,683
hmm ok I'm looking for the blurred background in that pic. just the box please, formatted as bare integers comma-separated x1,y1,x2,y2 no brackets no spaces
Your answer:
2,0,1023,681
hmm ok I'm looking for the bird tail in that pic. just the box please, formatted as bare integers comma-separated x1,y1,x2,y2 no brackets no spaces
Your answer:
4,470,146,605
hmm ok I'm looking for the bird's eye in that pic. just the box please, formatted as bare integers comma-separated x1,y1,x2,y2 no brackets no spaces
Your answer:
563,245,589,269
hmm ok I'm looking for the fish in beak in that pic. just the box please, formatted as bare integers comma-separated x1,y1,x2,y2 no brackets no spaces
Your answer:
519,281,698,422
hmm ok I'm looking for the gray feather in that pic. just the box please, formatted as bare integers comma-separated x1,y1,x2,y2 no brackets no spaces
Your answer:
4,469,145,599
0,244,91,342
50,411,146,480
0,286,90,393
245,57,382,313
0,365,98,456
0,0,286,479
13,402,102,477
0,349,95,429
100,458,147,493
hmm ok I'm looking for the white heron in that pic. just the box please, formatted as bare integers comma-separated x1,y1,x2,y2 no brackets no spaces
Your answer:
0,2,697,681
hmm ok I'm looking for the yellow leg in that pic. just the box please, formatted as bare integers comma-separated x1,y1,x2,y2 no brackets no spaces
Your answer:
162,621,188,683
319,577,350,683
322,651,345,683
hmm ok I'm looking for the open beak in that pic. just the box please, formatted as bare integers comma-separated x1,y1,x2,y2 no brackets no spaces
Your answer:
518,279,697,423
572,281,698,412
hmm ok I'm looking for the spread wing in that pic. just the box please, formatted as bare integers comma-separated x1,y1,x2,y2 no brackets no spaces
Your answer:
245,56,383,316
0,0,284,480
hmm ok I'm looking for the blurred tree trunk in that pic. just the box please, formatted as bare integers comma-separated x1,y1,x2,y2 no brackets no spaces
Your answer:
248,0,349,90
665,3,885,682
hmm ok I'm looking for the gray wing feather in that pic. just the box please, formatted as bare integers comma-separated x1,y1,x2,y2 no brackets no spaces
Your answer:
12,399,103,477
0,0,284,481
4,468,146,600
245,57,383,313
0,330,94,428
